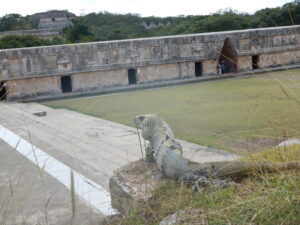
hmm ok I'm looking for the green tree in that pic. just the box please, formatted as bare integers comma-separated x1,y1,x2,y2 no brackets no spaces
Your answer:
1,0,300,47
0,14,35,31
65,23,94,43
51,35,65,45
0,35,51,49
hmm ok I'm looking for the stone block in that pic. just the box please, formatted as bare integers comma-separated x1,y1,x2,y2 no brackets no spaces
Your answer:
109,160,165,214
159,208,206,225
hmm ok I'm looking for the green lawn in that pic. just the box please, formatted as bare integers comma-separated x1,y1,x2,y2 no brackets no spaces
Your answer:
44,70,300,154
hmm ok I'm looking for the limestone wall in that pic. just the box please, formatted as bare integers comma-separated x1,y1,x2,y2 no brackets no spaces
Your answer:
6,62,197,100
6,76,61,100
72,69,128,92
203,60,218,75
259,49,300,68
138,62,195,83
1,25,300,100
238,56,252,71
0,28,61,39
1,25,299,82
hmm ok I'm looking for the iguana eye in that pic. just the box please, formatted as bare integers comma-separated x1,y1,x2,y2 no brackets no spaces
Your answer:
139,116,145,121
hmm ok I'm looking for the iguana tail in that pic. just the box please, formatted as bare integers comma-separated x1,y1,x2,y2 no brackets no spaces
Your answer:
201,161,300,178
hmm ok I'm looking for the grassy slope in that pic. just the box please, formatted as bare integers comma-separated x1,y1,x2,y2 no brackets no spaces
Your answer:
45,70,300,154
107,145,300,225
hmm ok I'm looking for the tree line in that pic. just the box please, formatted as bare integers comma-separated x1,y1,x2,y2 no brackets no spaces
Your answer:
0,0,299,49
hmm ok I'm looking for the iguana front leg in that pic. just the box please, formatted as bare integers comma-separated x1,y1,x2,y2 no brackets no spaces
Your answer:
145,145,155,162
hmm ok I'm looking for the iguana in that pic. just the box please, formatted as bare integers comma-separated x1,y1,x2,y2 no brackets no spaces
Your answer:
134,114,300,186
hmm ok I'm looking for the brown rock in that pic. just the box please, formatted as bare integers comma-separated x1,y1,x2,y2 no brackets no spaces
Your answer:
159,208,206,225
109,160,165,214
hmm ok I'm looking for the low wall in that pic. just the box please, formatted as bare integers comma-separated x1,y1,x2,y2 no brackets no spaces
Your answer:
1,25,300,101
0,28,61,39
1,25,300,81
259,49,300,68
6,76,61,100
6,61,198,100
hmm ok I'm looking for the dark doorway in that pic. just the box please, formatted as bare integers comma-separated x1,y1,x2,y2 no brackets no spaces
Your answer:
252,55,259,70
0,81,7,100
219,38,238,74
128,68,137,85
195,62,202,77
61,76,72,93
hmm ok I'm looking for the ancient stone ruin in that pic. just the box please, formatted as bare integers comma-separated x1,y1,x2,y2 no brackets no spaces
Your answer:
0,11,75,40
30,11,75,29
1,25,300,101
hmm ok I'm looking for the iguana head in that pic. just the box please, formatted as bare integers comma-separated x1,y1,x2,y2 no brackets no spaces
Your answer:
134,114,164,140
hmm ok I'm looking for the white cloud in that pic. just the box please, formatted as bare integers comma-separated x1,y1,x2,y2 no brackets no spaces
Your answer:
0,0,291,17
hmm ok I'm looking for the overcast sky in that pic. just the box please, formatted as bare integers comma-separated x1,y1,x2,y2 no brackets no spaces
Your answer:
0,0,292,17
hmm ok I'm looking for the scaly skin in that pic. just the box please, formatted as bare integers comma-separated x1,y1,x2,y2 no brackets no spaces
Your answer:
134,114,300,182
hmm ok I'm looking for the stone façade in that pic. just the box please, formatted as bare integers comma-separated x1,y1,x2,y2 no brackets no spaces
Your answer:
0,28,62,40
0,11,75,40
1,25,300,101
30,11,75,29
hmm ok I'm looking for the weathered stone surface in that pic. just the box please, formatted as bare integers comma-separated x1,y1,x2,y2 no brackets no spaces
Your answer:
108,144,235,215
109,160,165,214
30,11,75,29
277,139,300,148
159,208,206,225
1,25,300,81
1,25,300,100
0,28,61,39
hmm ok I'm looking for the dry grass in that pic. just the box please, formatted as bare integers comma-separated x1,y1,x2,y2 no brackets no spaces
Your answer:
242,144,300,163
109,145,300,225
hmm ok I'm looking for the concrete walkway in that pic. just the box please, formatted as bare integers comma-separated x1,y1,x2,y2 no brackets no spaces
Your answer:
0,140,103,225
0,102,237,223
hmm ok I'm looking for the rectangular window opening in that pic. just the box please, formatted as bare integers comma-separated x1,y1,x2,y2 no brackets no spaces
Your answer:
195,62,202,77
252,55,259,70
128,68,137,85
61,76,72,93
0,81,7,101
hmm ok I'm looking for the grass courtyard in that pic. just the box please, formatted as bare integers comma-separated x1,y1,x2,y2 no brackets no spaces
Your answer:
44,70,300,224
45,70,300,154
